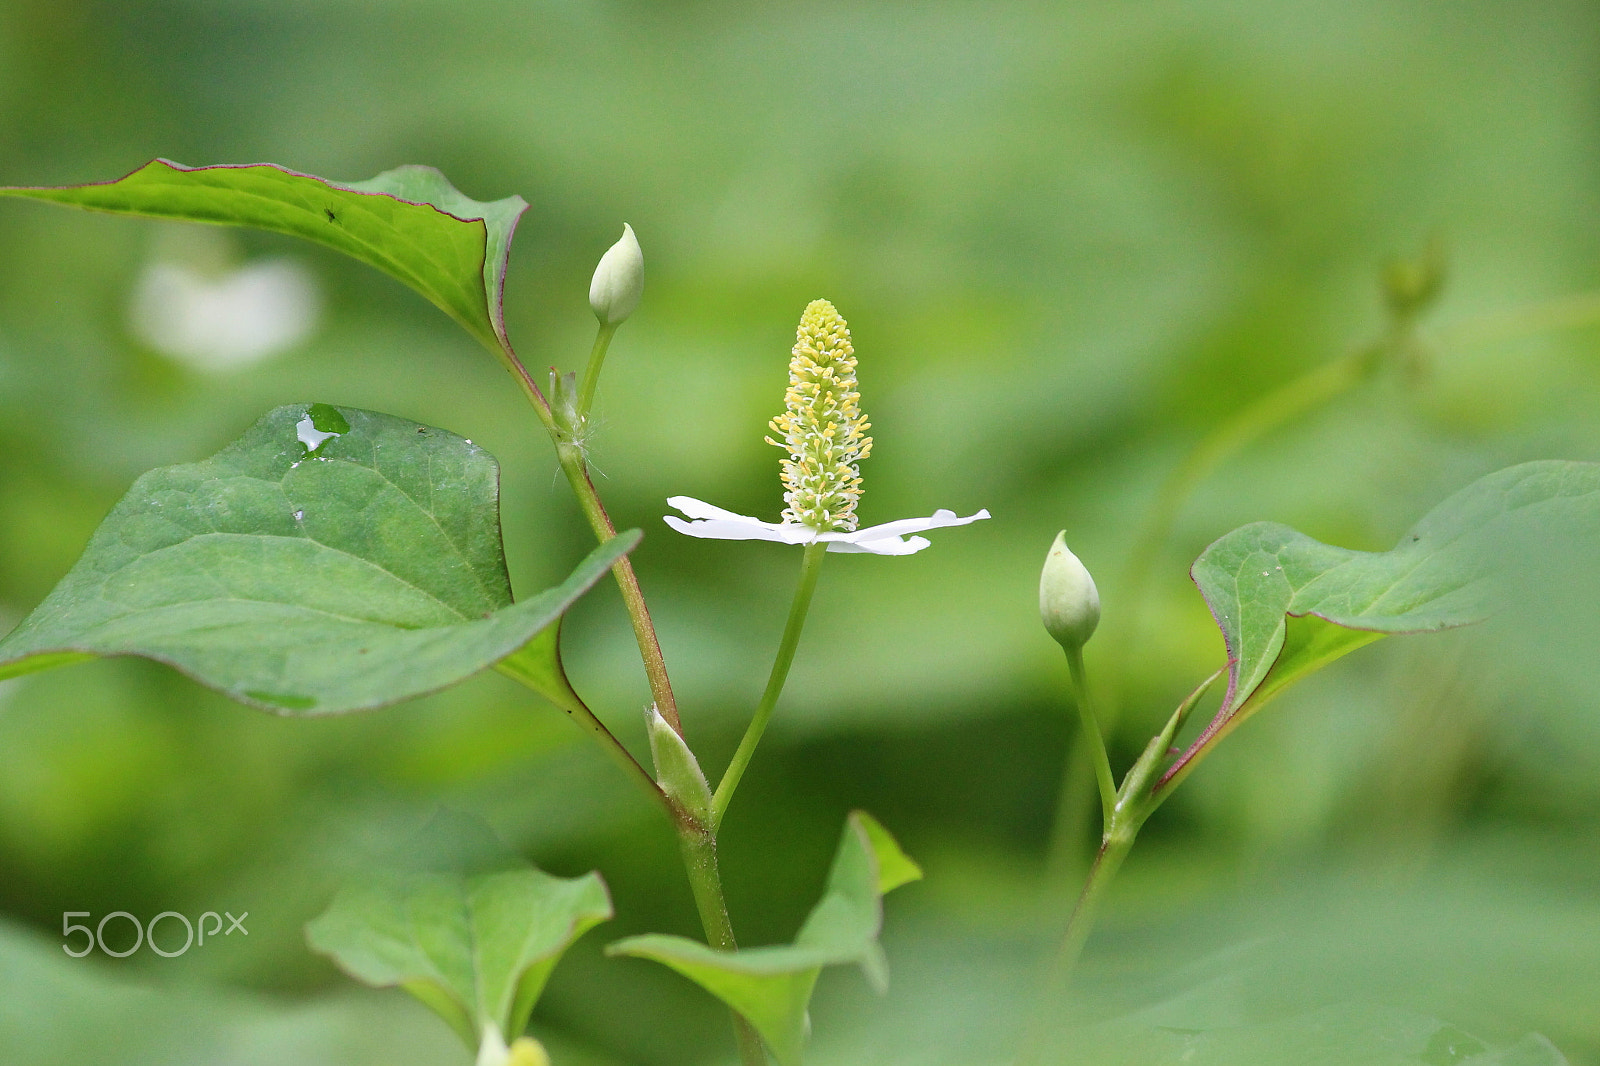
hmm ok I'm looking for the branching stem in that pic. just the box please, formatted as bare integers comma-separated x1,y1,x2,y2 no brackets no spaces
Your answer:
495,331,761,1060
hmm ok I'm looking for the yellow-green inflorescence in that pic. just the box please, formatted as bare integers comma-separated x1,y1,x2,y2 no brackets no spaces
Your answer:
766,299,874,532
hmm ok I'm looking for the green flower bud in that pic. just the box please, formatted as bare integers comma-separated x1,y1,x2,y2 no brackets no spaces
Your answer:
588,223,643,326
646,705,713,825
1040,531,1100,651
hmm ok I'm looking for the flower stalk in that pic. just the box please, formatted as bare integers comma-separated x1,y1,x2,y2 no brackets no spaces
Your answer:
577,320,618,422
1065,644,1115,830
712,540,828,827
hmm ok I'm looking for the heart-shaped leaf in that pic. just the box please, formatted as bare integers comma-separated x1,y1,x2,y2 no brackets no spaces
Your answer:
306,810,612,1050
1174,461,1600,777
0,404,639,714
0,160,526,357
607,811,921,1066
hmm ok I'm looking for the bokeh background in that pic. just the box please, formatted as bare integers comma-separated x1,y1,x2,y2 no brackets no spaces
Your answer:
2,1,1600,1063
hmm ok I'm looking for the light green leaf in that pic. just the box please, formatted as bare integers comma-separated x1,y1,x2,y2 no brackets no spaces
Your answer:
1188,461,1600,744
0,404,639,714
607,811,921,1066
0,160,526,356
306,810,612,1050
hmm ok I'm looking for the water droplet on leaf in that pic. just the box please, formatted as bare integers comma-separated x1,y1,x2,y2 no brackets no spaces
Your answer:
296,403,349,453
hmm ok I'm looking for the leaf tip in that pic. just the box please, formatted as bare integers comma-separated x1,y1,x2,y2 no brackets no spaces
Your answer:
850,810,922,894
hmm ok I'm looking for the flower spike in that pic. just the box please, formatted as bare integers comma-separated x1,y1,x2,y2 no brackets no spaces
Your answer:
766,299,873,532
666,299,988,555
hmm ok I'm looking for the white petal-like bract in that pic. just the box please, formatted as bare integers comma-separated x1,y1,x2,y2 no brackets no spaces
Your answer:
665,497,988,556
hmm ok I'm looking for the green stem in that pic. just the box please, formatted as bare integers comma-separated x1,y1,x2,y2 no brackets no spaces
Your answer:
487,323,758,1060
1048,343,1383,873
1066,645,1115,828
577,321,618,421
485,338,561,438
678,821,770,1065
1052,824,1135,986
555,441,684,736
712,541,828,827
1027,669,1222,1058
479,332,681,735
1020,823,1138,1065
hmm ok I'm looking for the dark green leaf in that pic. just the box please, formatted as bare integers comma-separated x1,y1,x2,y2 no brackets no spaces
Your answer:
607,811,921,1066
1188,461,1600,745
0,160,526,356
306,811,611,1050
0,404,639,714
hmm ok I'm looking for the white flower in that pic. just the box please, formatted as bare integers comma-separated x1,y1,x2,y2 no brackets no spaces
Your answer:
665,496,989,556
667,299,988,555
130,256,320,372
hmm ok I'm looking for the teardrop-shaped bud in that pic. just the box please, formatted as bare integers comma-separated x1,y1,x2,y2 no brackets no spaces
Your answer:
1040,531,1100,651
589,223,643,326
646,705,713,825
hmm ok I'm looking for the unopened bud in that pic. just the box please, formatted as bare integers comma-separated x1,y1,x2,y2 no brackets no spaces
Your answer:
1039,532,1100,651
646,705,712,825
589,223,643,326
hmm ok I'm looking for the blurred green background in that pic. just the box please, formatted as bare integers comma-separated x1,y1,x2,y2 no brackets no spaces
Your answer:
2,0,1600,1062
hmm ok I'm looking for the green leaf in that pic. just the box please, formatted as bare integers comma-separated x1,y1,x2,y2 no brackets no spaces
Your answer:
1188,461,1600,744
496,624,587,715
607,811,921,1066
0,160,526,356
0,404,640,714
306,810,612,1050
